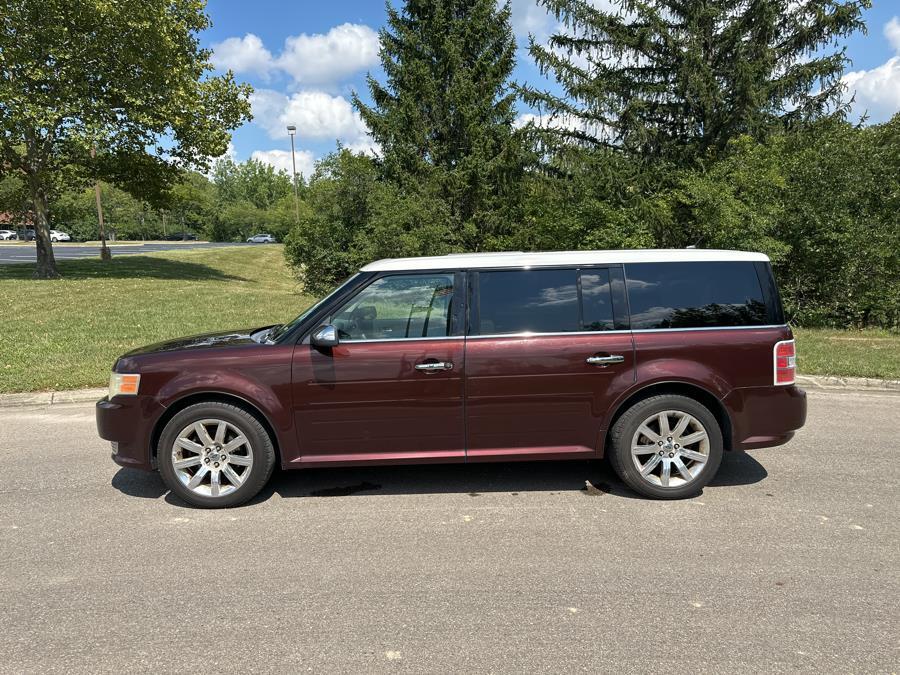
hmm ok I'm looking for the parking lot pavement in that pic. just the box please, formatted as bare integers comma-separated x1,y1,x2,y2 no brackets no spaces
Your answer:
0,389,897,673
0,241,256,264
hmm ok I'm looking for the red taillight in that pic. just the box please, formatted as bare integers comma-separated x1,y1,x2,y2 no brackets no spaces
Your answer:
774,340,796,385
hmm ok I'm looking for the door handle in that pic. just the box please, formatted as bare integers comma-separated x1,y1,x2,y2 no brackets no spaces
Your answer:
415,361,454,372
586,354,625,366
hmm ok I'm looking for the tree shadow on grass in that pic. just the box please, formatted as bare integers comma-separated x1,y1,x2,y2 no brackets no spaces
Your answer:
0,255,247,282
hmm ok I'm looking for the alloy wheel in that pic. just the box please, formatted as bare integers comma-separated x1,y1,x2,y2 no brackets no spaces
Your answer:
171,419,254,498
630,410,710,488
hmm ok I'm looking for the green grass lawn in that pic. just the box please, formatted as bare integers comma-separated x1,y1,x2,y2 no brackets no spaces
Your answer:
0,248,897,393
793,327,900,380
0,246,314,393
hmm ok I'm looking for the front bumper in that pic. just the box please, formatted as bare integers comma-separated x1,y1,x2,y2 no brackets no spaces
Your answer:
723,384,807,451
96,395,166,471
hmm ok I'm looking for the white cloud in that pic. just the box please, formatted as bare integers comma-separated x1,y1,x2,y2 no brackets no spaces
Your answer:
252,149,317,181
210,23,379,87
250,89,371,144
508,0,553,40
276,23,380,86
842,17,900,123
843,56,900,123
885,17,900,53
210,34,274,78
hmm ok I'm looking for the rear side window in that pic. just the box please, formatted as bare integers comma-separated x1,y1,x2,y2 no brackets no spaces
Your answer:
475,268,615,335
625,262,769,329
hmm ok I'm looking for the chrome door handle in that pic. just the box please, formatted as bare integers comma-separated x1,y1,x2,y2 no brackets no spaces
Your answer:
586,355,625,366
415,361,454,372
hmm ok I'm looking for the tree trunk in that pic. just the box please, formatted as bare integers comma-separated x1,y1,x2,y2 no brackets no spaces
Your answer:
30,181,60,279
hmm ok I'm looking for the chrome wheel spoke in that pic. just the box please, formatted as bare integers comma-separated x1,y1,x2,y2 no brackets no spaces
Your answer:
673,457,693,481
640,454,661,476
657,413,671,437
210,470,221,497
632,445,659,456
187,466,209,490
175,438,203,454
679,431,707,446
681,448,707,463
660,459,671,487
637,423,660,443
222,465,243,487
227,454,252,466
223,435,248,453
672,413,692,438
214,421,227,444
173,457,201,470
194,422,214,446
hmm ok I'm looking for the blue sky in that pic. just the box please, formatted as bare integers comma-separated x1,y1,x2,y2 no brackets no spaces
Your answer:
203,0,900,178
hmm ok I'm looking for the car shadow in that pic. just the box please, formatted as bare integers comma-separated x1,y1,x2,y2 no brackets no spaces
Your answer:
110,451,768,507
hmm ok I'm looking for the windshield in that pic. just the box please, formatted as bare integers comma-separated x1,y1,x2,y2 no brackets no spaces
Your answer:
269,273,360,342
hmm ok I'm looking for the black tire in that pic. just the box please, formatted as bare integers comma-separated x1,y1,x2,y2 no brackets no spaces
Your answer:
608,394,723,499
157,401,276,508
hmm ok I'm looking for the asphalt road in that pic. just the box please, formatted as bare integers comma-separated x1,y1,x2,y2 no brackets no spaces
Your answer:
1,389,897,673
0,241,259,264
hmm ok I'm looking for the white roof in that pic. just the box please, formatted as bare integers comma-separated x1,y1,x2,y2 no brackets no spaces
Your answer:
361,249,769,272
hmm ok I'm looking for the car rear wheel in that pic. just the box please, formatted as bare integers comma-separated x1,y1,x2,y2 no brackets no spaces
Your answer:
158,402,276,508
608,394,723,499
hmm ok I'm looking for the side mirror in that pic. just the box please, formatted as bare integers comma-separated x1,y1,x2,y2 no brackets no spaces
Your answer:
311,324,339,348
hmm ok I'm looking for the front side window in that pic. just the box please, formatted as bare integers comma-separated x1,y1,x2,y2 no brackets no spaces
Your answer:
626,262,769,329
330,274,454,341
476,268,615,335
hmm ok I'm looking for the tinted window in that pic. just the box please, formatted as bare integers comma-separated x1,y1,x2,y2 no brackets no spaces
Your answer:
476,268,616,334
581,269,615,331
478,269,579,334
626,262,768,329
330,274,454,340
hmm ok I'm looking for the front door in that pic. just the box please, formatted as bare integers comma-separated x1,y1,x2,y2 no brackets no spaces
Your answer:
290,272,465,466
464,266,635,460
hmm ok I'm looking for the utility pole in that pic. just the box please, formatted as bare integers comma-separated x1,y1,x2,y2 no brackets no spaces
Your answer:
287,125,300,224
90,146,111,261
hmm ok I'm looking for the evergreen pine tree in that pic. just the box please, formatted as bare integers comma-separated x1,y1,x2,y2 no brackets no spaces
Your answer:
354,0,524,249
522,0,869,166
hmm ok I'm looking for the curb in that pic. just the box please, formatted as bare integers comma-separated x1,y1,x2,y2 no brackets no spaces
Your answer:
1,374,898,409
795,374,900,392
0,388,106,408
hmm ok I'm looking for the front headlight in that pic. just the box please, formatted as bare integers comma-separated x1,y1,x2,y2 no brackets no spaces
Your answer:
109,372,141,399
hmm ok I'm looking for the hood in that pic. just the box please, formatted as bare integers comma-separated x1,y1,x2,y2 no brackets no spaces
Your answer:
122,328,264,357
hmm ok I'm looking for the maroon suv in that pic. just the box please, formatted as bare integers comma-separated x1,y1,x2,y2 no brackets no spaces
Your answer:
96,249,807,507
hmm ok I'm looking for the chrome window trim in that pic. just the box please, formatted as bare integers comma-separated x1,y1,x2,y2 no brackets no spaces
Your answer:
632,324,787,334
338,335,466,344
466,324,787,340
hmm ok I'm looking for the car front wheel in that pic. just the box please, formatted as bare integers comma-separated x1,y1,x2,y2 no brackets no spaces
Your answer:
608,394,723,499
157,401,276,508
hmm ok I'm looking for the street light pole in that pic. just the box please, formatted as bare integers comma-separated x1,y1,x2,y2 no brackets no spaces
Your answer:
286,125,300,224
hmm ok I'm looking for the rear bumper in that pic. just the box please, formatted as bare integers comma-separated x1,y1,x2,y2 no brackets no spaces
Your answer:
723,384,807,452
96,395,165,471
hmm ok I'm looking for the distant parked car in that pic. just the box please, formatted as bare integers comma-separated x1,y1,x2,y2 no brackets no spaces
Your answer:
0,229,17,241
247,233,276,243
17,229,36,241
49,230,71,242
165,233,198,241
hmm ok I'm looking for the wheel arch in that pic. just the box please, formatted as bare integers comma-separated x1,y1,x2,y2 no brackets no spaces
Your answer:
150,391,282,469
602,381,733,456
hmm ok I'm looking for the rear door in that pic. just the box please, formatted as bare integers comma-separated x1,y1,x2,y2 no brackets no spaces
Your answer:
290,271,466,466
464,266,635,460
